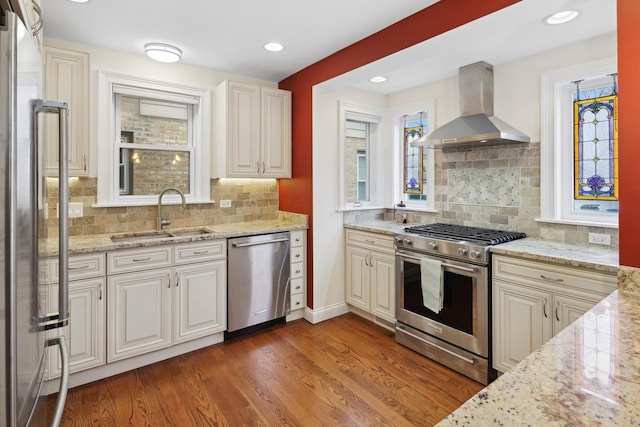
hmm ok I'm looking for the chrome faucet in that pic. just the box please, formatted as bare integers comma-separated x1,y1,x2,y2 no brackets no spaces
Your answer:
157,188,186,230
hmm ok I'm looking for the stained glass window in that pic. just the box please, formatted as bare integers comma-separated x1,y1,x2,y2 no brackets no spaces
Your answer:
573,82,618,205
403,113,427,197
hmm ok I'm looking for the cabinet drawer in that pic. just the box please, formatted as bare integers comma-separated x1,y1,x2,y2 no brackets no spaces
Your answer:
291,278,304,295
291,246,304,263
108,246,172,274
290,292,304,311
492,255,616,297
175,240,226,264
345,229,394,253
291,262,304,280
49,253,106,283
290,230,304,247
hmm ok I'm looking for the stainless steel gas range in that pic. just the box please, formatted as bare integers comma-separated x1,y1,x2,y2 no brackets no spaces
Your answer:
394,223,526,384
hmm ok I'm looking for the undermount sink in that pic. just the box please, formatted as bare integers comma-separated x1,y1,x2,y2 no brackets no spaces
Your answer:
110,228,214,243
169,228,214,237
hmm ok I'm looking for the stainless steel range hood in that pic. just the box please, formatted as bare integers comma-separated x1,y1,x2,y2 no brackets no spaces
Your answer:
412,61,529,149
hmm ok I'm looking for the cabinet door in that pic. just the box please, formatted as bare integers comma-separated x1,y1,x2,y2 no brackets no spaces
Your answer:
345,245,370,311
43,46,90,176
493,279,553,373
553,294,600,334
108,268,172,362
173,261,226,344
227,81,260,177
370,251,395,322
261,88,291,178
48,278,106,377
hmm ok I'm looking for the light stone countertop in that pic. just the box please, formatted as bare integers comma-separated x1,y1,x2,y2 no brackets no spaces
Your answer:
43,215,308,257
437,288,640,426
343,219,408,236
490,238,618,274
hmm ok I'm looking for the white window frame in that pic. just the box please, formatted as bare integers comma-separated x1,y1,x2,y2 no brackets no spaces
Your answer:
389,100,436,212
338,102,382,210
96,71,211,206
539,57,618,228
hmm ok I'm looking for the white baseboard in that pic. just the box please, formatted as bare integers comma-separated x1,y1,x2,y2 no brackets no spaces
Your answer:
304,302,350,324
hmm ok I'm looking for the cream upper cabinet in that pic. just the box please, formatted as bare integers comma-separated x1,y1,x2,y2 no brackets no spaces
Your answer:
492,254,616,374
345,229,395,324
43,45,90,176
213,80,291,178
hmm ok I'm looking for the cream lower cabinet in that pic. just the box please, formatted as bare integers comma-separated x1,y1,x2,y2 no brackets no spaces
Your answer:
47,253,106,378
345,230,395,323
492,254,616,373
108,240,227,362
289,230,306,312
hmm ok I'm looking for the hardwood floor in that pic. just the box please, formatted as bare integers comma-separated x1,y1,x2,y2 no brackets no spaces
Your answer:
49,314,483,426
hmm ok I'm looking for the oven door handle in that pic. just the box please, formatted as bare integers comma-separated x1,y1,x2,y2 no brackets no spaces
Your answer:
395,252,479,273
396,326,478,365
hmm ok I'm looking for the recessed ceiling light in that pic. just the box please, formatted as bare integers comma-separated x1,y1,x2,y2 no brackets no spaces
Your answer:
370,76,388,83
544,10,579,25
144,43,182,63
67,0,90,3
264,42,284,52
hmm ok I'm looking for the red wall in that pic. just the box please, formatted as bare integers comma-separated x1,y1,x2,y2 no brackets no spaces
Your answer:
278,0,520,309
618,0,640,266
280,0,639,310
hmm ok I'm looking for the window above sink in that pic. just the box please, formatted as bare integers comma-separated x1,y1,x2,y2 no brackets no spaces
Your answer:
96,72,211,207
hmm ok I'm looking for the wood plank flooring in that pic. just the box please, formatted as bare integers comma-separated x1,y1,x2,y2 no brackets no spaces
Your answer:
49,313,483,426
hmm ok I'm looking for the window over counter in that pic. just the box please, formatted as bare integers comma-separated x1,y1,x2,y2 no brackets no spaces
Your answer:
339,103,382,209
392,101,435,211
97,72,211,206
540,57,618,227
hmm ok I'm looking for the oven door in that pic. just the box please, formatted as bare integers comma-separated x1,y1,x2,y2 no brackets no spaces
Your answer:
395,249,489,357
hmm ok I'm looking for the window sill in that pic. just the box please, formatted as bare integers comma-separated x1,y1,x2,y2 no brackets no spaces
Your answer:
336,205,385,212
93,200,216,208
535,217,618,229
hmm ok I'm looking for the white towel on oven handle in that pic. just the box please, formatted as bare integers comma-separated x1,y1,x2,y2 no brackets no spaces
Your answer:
420,257,443,313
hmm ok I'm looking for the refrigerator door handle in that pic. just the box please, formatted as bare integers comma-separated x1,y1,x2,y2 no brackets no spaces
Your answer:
34,100,70,330
47,336,70,427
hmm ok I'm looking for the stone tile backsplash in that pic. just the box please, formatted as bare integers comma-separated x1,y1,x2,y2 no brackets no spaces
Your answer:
45,178,279,237
345,141,619,248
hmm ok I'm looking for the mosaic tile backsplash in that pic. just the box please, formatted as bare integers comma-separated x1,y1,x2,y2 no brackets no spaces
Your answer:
345,141,619,248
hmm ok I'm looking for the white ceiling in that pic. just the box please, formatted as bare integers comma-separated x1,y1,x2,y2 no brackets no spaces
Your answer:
43,0,616,94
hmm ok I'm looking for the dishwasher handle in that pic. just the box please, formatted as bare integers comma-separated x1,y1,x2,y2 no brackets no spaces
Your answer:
231,237,289,248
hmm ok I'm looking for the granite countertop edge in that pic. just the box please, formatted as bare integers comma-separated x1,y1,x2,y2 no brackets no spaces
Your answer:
44,214,308,257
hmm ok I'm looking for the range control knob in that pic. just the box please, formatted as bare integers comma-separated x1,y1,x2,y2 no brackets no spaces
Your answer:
394,236,403,243
402,238,413,245
470,250,481,258
458,248,468,256
428,242,438,250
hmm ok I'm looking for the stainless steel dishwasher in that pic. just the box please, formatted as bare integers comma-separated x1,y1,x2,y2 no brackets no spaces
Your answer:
227,232,290,334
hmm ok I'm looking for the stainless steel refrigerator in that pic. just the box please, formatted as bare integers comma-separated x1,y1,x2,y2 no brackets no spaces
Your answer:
1,2,71,426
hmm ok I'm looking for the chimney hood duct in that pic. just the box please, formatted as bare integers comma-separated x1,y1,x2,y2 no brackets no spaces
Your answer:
412,61,530,149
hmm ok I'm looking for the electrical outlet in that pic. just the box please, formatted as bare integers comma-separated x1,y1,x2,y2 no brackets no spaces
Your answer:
219,199,232,208
588,232,611,246
58,202,84,218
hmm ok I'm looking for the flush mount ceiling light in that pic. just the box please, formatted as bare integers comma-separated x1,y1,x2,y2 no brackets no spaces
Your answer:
370,76,388,83
67,0,90,3
264,42,284,52
544,10,579,25
144,43,182,63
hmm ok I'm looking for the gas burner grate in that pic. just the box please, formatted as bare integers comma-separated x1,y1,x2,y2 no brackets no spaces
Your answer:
404,223,526,245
